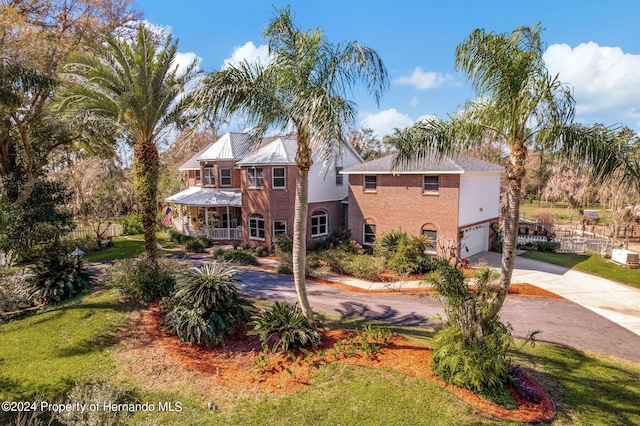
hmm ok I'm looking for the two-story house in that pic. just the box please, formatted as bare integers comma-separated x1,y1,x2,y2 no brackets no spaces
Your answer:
341,153,503,258
164,132,363,248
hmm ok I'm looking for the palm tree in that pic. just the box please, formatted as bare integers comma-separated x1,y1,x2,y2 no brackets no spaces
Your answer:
197,7,388,326
57,25,198,269
393,24,635,322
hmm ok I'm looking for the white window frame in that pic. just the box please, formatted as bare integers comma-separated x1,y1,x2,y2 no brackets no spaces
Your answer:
273,220,287,236
247,167,264,188
423,175,439,194
249,214,265,240
272,167,286,189
311,211,328,237
364,175,377,192
203,165,215,186
220,168,232,186
363,223,376,246
335,166,343,186
421,228,438,252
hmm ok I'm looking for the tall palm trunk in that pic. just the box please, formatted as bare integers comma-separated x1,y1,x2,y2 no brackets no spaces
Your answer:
292,140,315,326
133,139,159,269
487,145,526,320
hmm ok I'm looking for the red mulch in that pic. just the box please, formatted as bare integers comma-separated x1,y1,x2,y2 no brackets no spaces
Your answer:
112,304,555,423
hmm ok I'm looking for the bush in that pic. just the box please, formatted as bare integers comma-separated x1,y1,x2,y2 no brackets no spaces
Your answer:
105,257,180,302
197,234,213,248
337,240,364,254
117,215,144,235
212,249,258,265
273,233,293,255
275,263,292,274
185,238,206,253
313,249,353,274
24,253,94,305
374,229,434,275
536,241,561,252
57,236,99,255
166,228,190,244
59,380,132,426
312,228,351,251
342,255,385,281
415,253,450,274
253,244,270,257
0,272,33,314
249,301,320,353
164,262,253,347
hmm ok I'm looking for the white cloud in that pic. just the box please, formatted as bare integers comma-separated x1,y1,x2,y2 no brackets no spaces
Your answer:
222,41,271,69
395,67,457,90
173,52,201,76
544,42,640,127
361,109,414,138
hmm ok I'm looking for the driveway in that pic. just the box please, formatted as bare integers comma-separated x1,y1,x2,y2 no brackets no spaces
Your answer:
229,265,640,364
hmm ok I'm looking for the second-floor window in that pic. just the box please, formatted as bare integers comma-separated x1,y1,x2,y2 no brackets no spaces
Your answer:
364,175,377,192
247,167,263,188
220,168,232,186
335,166,343,186
423,175,439,194
272,167,286,189
194,170,201,185
203,165,215,186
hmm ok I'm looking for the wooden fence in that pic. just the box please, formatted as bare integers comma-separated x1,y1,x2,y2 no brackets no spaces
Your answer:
65,223,124,240
517,235,614,255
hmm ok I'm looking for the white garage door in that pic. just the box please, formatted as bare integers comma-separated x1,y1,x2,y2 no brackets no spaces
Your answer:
461,224,488,257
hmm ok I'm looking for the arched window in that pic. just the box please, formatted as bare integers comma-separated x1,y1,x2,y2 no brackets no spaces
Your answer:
249,214,265,240
421,224,438,252
311,211,328,237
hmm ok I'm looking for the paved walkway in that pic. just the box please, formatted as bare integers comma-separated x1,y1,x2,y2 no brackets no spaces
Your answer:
469,251,640,337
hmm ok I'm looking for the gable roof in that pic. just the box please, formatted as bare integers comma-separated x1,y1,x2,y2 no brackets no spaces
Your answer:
197,132,254,161
341,153,503,175
178,145,211,171
235,137,298,166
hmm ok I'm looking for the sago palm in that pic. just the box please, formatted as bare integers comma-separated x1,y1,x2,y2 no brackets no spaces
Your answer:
197,7,388,326
393,24,636,322
57,24,198,269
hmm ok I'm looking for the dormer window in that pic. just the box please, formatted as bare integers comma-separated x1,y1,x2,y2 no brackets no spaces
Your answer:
203,165,215,186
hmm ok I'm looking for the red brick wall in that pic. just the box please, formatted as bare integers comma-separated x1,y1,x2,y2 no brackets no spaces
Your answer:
347,173,460,253
241,165,346,248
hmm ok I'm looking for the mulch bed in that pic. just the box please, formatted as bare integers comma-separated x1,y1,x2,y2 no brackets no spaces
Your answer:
113,304,555,423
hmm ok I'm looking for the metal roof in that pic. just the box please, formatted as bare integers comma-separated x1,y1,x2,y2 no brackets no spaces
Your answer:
197,132,255,161
178,145,211,171
341,153,504,175
164,187,242,207
235,137,298,166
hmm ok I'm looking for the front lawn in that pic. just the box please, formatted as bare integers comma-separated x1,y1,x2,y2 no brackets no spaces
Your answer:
520,251,640,289
83,233,179,262
0,289,129,423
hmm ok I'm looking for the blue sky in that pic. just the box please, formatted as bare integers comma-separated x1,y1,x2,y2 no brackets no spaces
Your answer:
137,0,640,137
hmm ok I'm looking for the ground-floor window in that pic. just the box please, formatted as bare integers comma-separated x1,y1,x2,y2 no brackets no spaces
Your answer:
311,211,328,237
273,220,287,236
363,223,376,246
249,214,265,240
421,227,437,252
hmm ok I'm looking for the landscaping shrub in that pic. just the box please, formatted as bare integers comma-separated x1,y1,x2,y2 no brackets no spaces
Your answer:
212,248,258,265
273,233,293,255
197,234,213,248
426,264,515,404
343,254,385,281
59,380,133,426
415,253,450,274
0,272,33,315
312,228,351,251
536,241,561,252
314,249,352,274
164,262,253,347
374,229,435,275
24,253,94,305
57,236,99,255
117,214,144,235
337,240,364,254
105,257,181,302
166,227,190,244
249,301,320,353
275,263,293,274
185,238,206,253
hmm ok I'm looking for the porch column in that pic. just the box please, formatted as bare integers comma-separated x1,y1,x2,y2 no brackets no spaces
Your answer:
226,205,230,240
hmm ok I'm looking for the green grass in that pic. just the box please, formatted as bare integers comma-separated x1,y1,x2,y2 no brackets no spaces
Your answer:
3,293,640,425
0,289,129,423
521,251,640,289
83,233,180,262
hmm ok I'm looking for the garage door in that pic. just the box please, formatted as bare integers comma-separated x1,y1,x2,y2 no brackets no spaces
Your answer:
461,224,488,257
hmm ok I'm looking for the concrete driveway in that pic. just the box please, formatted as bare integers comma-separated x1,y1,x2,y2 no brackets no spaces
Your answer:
470,251,640,336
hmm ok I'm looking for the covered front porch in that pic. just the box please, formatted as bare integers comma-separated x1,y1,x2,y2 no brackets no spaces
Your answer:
165,187,243,241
